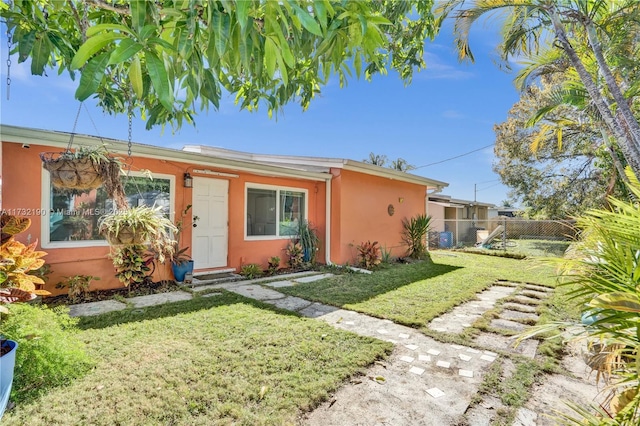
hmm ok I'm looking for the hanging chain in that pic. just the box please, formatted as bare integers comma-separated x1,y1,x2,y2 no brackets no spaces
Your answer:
127,105,133,158
125,101,133,176
66,102,84,152
6,22,12,100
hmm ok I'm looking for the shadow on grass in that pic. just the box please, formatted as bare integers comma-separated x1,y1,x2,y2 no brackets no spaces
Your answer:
280,261,461,307
523,240,570,257
77,291,300,330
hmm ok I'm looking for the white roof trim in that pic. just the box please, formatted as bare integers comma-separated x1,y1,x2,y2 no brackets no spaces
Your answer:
185,145,449,190
1,125,330,181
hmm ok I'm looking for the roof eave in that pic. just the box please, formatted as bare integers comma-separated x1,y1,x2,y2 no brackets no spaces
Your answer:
1,125,330,181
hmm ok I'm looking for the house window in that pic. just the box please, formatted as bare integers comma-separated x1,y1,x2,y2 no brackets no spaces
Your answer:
246,185,306,238
43,172,174,248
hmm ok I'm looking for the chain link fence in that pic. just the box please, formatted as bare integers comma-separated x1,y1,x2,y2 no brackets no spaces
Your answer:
429,218,577,257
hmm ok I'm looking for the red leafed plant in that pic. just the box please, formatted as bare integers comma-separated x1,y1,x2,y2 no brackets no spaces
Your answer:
357,240,381,270
0,214,50,313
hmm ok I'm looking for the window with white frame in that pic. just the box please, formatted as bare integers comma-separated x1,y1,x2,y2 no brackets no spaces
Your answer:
246,186,306,237
43,172,174,247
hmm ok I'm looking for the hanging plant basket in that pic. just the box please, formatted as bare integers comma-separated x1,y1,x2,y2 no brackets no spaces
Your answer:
103,225,147,246
40,146,128,210
99,206,177,248
40,151,105,191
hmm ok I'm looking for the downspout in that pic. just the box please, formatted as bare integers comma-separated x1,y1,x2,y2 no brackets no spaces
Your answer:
324,175,332,265
425,187,442,251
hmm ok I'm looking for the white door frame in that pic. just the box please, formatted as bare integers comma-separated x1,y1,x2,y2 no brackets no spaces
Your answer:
191,176,229,269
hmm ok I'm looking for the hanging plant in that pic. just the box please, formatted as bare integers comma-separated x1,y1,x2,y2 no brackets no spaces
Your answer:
99,206,177,259
40,145,127,209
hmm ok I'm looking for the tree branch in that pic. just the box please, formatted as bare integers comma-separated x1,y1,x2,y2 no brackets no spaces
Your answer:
86,0,130,16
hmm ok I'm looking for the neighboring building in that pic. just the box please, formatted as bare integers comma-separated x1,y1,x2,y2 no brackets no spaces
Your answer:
488,206,521,218
1,125,447,294
427,194,495,247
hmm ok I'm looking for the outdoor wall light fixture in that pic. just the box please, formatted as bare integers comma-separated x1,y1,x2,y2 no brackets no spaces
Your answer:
183,172,193,188
398,197,404,203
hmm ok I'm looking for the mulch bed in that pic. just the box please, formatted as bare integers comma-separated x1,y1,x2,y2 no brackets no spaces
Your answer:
42,279,182,308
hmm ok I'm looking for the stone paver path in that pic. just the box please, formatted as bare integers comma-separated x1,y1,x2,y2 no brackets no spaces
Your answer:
67,272,599,426
428,285,518,334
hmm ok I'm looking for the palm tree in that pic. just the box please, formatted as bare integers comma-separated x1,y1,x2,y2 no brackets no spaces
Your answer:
363,152,388,166
390,158,416,172
435,0,640,176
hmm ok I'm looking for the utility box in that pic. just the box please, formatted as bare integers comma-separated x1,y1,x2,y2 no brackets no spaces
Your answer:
439,231,453,249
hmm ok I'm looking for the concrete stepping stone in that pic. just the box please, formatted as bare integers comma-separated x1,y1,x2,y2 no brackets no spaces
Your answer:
298,302,338,318
474,332,539,359
510,295,543,305
490,318,528,332
523,284,554,293
228,284,285,301
502,302,538,314
69,299,127,317
500,309,539,323
263,296,312,311
294,273,334,283
201,292,221,298
521,289,549,300
262,280,295,288
410,366,425,375
426,388,446,398
128,291,192,308
459,369,474,378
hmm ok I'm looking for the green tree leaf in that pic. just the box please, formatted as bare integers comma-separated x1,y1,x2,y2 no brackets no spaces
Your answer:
129,55,144,99
30,35,51,76
108,39,143,65
75,52,109,101
236,0,251,31
145,51,173,111
17,30,36,63
291,3,323,36
71,32,122,70
130,0,147,32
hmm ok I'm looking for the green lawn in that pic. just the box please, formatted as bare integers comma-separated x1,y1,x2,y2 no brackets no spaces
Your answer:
3,293,391,425
281,252,558,328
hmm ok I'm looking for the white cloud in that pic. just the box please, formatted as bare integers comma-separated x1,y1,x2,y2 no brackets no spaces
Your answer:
442,109,464,119
419,51,474,80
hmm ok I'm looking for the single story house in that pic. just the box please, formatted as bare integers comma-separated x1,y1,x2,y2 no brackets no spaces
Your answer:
1,125,447,294
427,195,495,247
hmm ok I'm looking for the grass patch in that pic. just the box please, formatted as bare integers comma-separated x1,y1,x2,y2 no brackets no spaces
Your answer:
3,292,391,425
459,239,571,260
281,252,557,329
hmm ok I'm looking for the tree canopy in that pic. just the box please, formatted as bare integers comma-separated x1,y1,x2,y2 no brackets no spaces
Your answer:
436,0,640,179
2,0,435,129
494,75,623,219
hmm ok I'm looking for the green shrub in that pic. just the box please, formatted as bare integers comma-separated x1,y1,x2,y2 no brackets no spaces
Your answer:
401,214,431,259
240,263,263,279
0,303,94,403
267,256,281,275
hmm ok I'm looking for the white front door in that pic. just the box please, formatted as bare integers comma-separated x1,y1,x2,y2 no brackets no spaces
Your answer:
192,177,228,269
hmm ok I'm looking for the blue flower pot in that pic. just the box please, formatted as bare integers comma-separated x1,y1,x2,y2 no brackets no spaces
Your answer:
172,260,194,282
0,340,18,420
303,248,312,262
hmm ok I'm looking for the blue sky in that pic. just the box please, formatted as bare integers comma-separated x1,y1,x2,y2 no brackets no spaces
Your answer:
1,19,519,205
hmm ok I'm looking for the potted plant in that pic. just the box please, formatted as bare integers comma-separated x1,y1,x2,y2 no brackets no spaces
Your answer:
167,206,197,282
0,214,50,419
99,206,176,249
99,206,177,287
40,144,127,209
